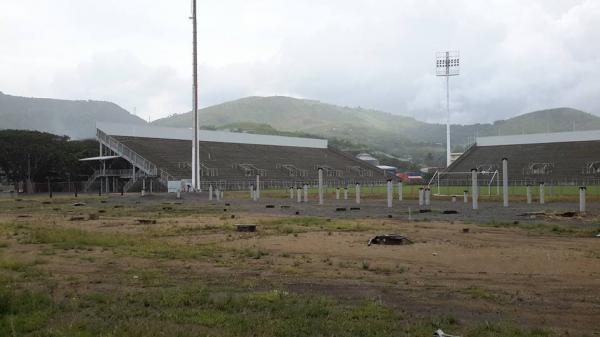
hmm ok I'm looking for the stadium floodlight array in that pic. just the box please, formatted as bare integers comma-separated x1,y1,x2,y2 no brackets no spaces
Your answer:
436,51,460,168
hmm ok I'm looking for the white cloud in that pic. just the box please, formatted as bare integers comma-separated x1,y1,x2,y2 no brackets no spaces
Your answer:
0,0,598,123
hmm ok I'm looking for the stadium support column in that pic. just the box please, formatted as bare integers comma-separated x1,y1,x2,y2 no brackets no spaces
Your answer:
355,183,361,204
344,187,348,200
297,186,302,203
398,181,403,201
209,185,213,201
539,182,545,205
256,175,260,200
471,169,478,210
336,187,340,200
418,188,424,207
502,158,509,207
318,168,324,205
387,180,393,208
579,186,586,213
290,187,294,199
463,190,468,203
526,185,532,204
249,184,254,200
425,188,431,207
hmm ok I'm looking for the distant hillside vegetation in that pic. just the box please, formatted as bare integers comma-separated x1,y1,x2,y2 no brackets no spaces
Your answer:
0,92,146,139
2,91,596,167
492,108,600,135
153,96,597,165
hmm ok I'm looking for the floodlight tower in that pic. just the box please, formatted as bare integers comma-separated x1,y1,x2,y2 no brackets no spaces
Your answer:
436,51,460,167
190,0,200,191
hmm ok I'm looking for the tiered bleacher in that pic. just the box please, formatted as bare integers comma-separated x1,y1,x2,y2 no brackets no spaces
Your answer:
446,130,600,185
95,123,386,191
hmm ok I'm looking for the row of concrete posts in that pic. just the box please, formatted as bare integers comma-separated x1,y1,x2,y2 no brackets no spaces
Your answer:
242,161,589,213
481,158,587,212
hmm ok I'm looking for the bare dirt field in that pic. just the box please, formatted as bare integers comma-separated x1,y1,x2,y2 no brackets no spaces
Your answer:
0,192,598,336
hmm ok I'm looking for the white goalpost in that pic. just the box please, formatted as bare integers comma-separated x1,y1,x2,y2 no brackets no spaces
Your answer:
427,170,500,197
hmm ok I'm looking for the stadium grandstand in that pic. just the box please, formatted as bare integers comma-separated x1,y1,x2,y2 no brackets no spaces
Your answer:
82,123,386,192
444,130,600,186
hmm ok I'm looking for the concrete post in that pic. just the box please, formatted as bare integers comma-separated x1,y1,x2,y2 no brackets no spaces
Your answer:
221,191,224,200
579,186,586,213
290,187,294,199
355,183,361,204
418,188,424,207
471,169,478,210
209,185,213,200
463,190,468,203
255,175,260,200
336,188,340,200
539,183,545,205
344,187,348,200
398,181,403,201
424,188,431,206
387,180,393,208
303,184,308,202
318,168,324,205
502,158,509,207
297,186,302,203
526,185,532,204
249,185,254,199
452,196,456,203
216,188,221,201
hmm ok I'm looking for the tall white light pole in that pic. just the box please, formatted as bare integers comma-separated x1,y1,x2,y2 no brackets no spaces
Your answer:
436,51,460,167
190,0,200,191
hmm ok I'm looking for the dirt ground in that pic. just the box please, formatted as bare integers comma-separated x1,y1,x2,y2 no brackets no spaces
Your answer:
1,192,599,336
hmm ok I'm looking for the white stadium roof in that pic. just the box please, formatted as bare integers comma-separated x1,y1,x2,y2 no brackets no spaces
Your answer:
476,130,600,147
97,122,328,149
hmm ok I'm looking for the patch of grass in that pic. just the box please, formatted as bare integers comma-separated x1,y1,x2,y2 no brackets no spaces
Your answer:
259,216,369,234
0,257,46,272
0,283,54,335
239,247,269,260
20,225,218,260
462,286,499,302
0,268,557,337
481,220,596,237
467,321,554,337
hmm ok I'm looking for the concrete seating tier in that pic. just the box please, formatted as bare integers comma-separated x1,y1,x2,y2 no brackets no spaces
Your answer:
113,136,385,183
446,140,600,185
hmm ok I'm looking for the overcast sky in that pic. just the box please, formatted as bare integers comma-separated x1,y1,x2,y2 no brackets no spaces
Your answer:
1,0,598,124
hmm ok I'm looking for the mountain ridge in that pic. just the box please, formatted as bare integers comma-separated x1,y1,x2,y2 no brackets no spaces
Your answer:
1,92,597,165
0,91,146,139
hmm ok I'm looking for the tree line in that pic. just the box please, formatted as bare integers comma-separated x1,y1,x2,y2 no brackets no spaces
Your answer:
0,130,98,186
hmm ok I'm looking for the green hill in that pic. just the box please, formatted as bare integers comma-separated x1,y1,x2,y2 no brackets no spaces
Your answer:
2,91,596,167
0,91,146,139
153,96,428,136
153,96,598,165
493,108,600,135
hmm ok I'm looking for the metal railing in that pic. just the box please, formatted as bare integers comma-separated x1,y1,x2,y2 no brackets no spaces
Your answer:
96,129,173,187
123,177,139,192
96,129,157,175
83,170,102,192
